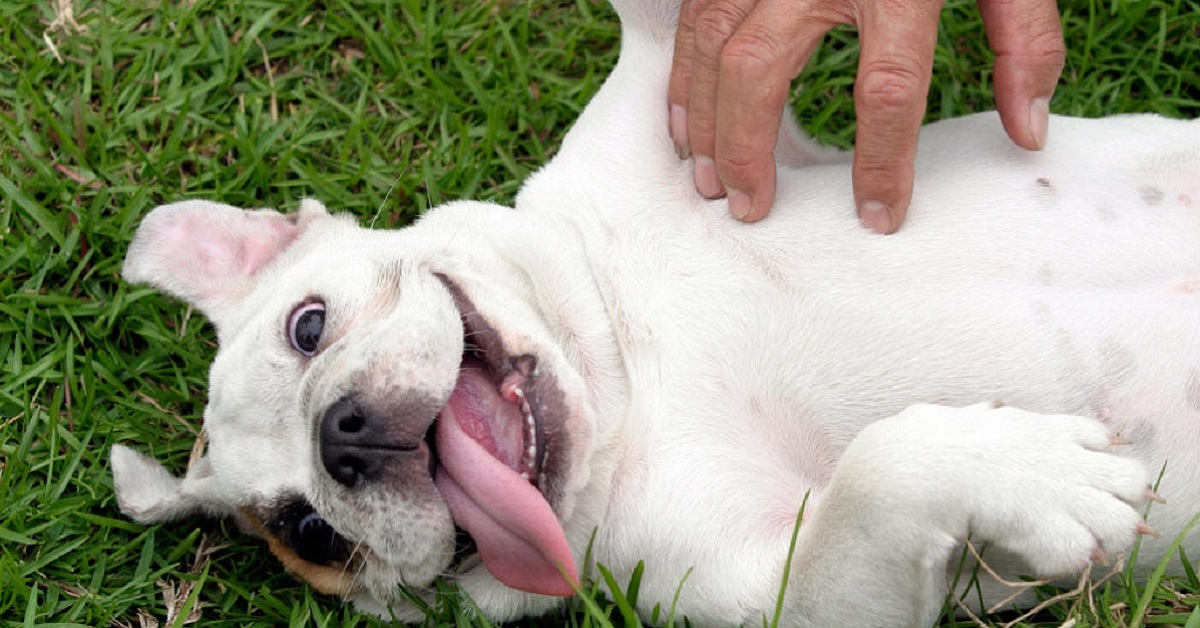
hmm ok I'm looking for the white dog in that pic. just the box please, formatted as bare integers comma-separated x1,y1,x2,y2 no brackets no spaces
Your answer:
111,0,1200,624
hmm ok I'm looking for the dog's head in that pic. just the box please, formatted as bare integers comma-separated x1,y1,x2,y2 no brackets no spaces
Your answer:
112,199,611,617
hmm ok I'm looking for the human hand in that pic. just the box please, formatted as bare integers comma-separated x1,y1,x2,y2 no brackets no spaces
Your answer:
668,0,1066,233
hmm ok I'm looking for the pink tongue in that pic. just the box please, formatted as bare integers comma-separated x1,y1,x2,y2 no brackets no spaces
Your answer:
434,368,579,596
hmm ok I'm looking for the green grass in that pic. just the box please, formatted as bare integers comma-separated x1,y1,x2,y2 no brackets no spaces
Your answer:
1,0,1198,625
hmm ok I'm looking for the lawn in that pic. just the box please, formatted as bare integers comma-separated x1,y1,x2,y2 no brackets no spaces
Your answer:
1,0,1198,626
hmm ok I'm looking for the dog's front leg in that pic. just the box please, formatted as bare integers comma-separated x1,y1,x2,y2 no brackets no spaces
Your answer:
778,403,1150,628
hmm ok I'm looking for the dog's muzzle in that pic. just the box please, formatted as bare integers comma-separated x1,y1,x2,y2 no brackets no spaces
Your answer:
319,396,428,488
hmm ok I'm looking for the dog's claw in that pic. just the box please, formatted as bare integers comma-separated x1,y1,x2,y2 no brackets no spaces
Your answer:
1090,546,1109,564
1136,522,1160,538
1109,434,1133,446
1144,488,1167,505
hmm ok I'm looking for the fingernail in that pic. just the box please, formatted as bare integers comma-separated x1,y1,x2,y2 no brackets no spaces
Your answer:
670,104,690,160
1136,522,1160,538
1145,488,1167,504
694,155,724,198
728,188,751,220
1029,97,1050,150
859,200,894,234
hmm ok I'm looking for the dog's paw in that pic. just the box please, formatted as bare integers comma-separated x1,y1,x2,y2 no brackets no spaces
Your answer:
949,404,1149,576
859,403,1152,577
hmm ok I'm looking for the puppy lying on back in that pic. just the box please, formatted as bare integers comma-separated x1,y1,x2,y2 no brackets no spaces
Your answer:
112,0,1200,624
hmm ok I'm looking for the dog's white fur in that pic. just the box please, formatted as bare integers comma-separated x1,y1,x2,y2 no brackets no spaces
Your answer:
112,0,1200,625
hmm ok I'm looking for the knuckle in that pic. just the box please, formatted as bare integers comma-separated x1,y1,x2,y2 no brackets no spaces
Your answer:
694,2,747,50
690,111,717,137
720,28,781,79
717,148,760,174
1023,7,1065,41
854,152,915,199
679,0,701,28
1017,24,1066,69
857,156,914,183
1029,41,1066,73
855,62,926,112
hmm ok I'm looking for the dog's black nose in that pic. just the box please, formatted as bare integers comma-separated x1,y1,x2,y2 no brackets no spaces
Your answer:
320,397,390,488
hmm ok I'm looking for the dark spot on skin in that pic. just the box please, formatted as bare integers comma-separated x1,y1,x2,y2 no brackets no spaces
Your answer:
1138,185,1165,206
1032,177,1060,209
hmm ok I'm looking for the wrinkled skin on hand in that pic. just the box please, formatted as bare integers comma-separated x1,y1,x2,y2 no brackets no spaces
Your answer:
668,0,1065,233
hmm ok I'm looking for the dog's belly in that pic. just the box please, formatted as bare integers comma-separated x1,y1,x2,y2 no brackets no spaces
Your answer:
600,283,1200,614
593,288,1200,623
586,113,1200,438
557,113,1200,620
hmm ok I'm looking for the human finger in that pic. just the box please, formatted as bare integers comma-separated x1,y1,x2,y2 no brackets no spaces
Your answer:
851,0,943,234
668,0,702,159
714,0,834,221
687,0,757,199
979,0,1065,151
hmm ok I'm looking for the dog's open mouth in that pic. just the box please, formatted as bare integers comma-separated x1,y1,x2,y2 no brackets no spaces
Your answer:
429,281,579,596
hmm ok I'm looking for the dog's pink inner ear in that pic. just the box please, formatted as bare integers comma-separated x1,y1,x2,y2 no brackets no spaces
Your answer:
173,212,301,279
124,200,324,319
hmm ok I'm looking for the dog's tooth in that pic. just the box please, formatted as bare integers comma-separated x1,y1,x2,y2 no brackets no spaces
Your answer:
501,373,527,404
518,401,539,478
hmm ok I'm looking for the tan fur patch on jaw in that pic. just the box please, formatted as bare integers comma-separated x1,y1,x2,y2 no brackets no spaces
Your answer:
239,508,361,597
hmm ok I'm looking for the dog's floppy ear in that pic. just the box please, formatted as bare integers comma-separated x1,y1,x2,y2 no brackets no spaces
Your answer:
110,444,230,523
122,199,328,323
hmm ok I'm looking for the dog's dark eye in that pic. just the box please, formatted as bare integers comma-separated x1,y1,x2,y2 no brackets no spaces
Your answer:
288,302,326,356
292,511,349,565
